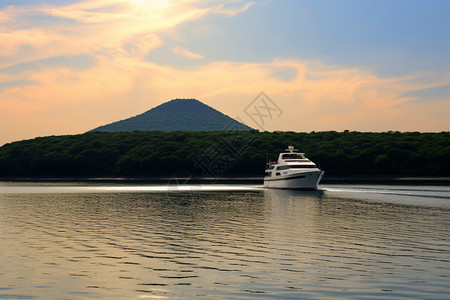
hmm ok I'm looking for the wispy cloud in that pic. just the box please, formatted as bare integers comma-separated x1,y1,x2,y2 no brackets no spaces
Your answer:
0,80,35,92
212,1,255,16
0,0,211,66
172,46,204,60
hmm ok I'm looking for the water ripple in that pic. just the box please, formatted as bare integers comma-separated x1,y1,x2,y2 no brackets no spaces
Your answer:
0,183,449,298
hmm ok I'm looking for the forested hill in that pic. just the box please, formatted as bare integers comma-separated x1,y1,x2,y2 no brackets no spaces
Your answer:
91,98,253,132
0,131,448,178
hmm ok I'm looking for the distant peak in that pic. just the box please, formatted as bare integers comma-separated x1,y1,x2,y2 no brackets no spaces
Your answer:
168,98,200,103
90,97,253,132
160,98,204,106
172,98,198,101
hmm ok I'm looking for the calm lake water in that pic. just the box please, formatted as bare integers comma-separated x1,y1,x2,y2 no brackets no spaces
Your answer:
0,182,449,299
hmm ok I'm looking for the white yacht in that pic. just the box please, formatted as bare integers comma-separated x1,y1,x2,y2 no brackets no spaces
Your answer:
264,146,324,189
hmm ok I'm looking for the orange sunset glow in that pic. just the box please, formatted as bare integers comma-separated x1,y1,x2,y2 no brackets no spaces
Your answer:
1,0,449,145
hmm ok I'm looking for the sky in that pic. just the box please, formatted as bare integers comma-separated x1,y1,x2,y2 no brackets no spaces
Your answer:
1,0,449,145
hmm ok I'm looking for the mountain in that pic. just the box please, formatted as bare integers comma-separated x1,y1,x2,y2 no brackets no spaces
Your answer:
91,98,253,132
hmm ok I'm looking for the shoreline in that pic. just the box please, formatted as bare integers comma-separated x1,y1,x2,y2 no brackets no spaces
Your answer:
1,175,450,183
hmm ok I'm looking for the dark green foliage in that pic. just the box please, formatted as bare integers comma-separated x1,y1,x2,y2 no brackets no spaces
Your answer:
90,99,253,132
0,131,448,177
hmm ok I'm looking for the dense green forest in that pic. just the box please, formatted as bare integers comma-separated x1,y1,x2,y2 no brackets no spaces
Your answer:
0,131,448,178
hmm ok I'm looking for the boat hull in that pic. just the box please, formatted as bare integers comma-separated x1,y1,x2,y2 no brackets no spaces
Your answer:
263,170,324,190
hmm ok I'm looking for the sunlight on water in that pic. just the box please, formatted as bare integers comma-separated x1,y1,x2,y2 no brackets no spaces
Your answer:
0,182,449,299
0,182,261,194
98,184,260,192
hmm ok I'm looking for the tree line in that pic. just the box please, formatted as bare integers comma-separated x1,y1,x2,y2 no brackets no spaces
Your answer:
0,130,448,178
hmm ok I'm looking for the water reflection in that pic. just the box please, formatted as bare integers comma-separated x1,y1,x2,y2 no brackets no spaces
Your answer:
0,185,449,299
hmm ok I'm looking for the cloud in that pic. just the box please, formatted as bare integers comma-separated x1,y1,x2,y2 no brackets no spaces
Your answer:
0,80,35,92
0,0,210,68
267,65,298,82
172,46,204,60
212,1,255,17
0,55,97,75
400,83,450,104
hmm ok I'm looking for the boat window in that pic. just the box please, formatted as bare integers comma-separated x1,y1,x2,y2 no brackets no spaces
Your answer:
282,154,303,159
277,165,318,170
276,166,290,170
289,164,318,169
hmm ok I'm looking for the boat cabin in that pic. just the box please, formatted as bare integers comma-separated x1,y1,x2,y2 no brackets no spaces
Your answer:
281,153,305,160
278,146,307,162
